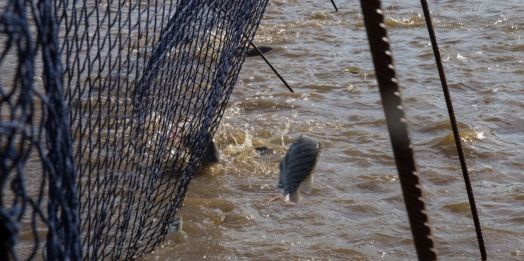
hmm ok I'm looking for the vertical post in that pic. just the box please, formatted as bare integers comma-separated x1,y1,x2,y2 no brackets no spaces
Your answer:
359,0,438,260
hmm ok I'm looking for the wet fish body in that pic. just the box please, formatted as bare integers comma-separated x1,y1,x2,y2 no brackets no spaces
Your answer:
170,216,183,232
201,138,220,166
245,46,273,57
276,135,321,203
168,118,221,165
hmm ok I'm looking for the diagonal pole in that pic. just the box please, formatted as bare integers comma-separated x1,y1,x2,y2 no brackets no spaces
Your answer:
419,0,487,260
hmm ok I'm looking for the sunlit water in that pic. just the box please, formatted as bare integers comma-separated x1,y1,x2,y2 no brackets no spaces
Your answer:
137,0,524,260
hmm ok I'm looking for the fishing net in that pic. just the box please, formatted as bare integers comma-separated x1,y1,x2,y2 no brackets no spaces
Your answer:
0,0,269,260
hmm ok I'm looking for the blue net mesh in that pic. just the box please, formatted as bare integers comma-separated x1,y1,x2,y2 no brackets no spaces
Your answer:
0,0,269,260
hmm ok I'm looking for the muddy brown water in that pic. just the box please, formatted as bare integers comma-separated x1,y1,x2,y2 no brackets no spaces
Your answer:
140,1,524,260
6,0,524,260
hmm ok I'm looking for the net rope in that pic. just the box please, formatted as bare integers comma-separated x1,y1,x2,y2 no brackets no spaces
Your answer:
0,0,269,260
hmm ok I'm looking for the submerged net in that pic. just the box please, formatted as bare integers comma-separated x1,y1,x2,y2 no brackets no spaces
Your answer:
0,0,269,260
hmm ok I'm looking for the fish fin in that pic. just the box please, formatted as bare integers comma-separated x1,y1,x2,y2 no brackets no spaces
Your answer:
201,139,220,166
170,216,182,232
288,190,301,203
298,172,314,194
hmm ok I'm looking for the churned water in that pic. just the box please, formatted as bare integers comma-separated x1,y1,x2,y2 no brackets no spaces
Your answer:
140,0,524,260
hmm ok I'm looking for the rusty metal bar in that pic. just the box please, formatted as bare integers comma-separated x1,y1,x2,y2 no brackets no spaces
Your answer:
359,1,438,260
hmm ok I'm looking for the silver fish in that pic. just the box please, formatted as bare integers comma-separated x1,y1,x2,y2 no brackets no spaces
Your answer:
272,135,321,203
169,216,183,232
170,120,220,167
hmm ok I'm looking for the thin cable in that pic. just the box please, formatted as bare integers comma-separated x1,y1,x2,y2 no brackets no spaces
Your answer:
330,0,338,12
359,1,438,260
216,6,294,93
419,1,487,260
247,41,294,93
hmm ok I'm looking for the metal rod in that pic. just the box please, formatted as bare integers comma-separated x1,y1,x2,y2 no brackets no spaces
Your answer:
247,40,294,93
419,0,487,260
217,6,294,93
330,0,339,11
359,0,438,260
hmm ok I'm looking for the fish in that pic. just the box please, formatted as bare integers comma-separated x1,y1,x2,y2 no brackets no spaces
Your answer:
254,146,274,156
169,120,220,167
270,135,321,203
170,216,183,232
201,137,220,166
244,46,273,57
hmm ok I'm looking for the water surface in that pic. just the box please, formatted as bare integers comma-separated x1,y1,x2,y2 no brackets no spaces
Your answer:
138,0,524,260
